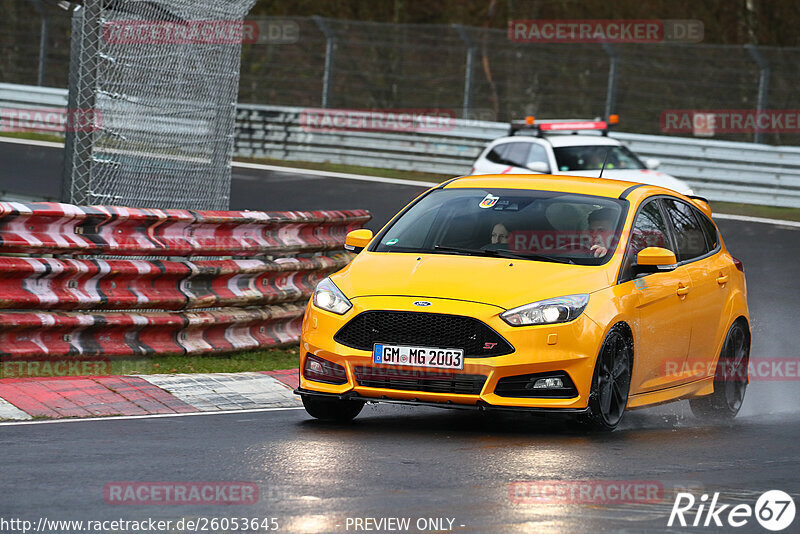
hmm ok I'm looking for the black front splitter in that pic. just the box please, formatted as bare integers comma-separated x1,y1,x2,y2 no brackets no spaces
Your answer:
294,387,590,415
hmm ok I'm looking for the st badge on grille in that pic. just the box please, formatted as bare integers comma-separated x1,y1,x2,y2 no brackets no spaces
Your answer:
413,301,432,307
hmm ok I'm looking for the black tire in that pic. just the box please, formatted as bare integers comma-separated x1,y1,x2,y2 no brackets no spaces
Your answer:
301,395,364,422
579,326,633,432
690,320,750,421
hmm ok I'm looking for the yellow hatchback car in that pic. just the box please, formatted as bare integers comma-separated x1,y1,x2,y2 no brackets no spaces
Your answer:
296,175,750,430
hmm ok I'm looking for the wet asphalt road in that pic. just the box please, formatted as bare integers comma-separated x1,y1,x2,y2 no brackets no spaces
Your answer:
1,139,799,533
0,140,427,224
1,407,799,533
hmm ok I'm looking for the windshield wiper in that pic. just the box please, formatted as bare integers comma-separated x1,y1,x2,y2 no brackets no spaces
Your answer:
492,249,575,264
433,245,501,257
433,245,574,264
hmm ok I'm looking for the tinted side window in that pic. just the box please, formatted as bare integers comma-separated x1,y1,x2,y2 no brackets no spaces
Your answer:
697,211,719,250
486,143,509,164
662,199,709,261
620,200,672,281
527,144,551,170
505,143,531,167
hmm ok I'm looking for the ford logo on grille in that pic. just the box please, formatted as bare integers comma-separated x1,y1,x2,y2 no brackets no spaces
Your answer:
413,301,432,307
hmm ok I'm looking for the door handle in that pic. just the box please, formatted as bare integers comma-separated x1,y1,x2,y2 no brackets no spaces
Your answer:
716,275,729,285
677,285,690,297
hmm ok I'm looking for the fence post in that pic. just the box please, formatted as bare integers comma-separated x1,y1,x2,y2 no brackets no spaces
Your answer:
602,42,618,120
453,24,475,119
745,44,770,145
62,0,102,205
32,0,50,86
313,16,336,109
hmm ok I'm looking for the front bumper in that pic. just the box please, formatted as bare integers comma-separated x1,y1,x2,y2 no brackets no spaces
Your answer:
300,295,604,411
294,387,590,415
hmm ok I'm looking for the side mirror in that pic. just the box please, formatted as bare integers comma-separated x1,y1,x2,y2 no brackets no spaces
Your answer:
633,247,677,275
344,229,373,253
645,158,661,170
526,161,550,173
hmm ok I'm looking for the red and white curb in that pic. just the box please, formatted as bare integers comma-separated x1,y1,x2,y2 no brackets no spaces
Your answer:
0,370,300,421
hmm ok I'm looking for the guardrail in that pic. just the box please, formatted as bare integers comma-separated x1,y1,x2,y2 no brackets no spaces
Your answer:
3,83,800,208
0,200,369,359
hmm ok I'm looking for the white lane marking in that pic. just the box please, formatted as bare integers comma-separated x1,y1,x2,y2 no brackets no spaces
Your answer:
0,136,64,149
3,135,800,229
713,212,800,229
0,405,305,426
0,136,209,163
140,372,300,411
232,161,440,188
0,397,32,420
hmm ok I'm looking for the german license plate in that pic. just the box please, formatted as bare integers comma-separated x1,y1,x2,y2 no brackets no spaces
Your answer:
373,344,464,370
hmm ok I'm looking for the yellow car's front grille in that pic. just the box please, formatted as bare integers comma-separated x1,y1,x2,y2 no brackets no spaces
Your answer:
334,310,514,357
353,365,486,395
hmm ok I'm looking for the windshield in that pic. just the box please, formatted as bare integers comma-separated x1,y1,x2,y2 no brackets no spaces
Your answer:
553,145,645,172
373,188,627,265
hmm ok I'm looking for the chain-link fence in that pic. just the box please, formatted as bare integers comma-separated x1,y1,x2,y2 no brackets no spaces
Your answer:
2,5,800,146
238,17,800,146
61,0,254,209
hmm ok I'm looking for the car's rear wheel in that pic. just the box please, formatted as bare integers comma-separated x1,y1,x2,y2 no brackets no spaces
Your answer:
580,326,632,431
301,395,364,422
690,320,750,421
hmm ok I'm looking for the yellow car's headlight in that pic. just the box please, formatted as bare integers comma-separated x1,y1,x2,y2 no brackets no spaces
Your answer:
500,294,589,326
312,277,352,315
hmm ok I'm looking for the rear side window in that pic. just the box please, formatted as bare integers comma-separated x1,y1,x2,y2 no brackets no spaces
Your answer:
486,143,509,164
504,143,531,167
527,144,550,168
697,211,719,250
662,199,710,261
620,200,672,281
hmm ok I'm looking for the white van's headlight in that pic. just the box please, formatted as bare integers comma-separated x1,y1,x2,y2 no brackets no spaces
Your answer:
312,278,352,315
500,294,589,326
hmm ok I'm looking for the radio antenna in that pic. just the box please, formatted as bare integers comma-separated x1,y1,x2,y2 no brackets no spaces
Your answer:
598,147,611,179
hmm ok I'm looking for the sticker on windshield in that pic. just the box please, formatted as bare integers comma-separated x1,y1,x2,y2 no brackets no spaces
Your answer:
479,194,499,209
385,239,399,246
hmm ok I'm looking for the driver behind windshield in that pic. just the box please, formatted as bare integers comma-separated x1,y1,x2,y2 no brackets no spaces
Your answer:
588,207,617,257
490,222,510,245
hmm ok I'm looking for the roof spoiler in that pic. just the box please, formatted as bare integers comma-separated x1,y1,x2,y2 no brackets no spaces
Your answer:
686,195,713,217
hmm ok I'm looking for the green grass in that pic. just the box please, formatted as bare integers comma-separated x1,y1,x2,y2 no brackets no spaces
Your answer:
0,131,64,144
0,347,300,378
111,347,300,375
709,201,800,222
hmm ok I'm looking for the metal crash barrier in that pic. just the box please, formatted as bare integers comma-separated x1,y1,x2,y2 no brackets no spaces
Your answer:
4,82,800,208
0,201,370,359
